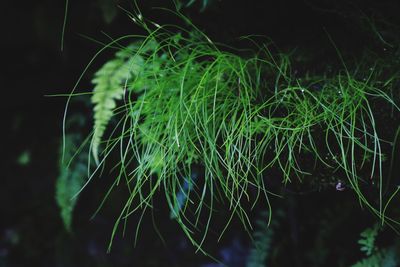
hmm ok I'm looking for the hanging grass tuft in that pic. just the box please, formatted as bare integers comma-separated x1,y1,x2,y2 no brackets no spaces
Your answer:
63,11,400,251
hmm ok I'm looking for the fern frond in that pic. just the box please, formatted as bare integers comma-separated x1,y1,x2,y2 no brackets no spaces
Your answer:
91,55,131,164
351,225,399,267
351,252,383,267
91,41,158,164
358,224,380,256
56,133,87,232
351,248,399,267
246,210,283,267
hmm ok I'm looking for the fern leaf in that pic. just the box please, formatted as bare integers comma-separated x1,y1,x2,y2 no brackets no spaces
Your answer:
91,41,159,164
358,224,380,256
56,133,87,232
91,57,130,164
351,253,382,267
351,248,399,267
351,225,399,267
246,210,283,267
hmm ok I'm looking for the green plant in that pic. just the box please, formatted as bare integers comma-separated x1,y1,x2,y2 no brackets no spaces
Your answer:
351,225,399,267
358,224,380,256
63,10,400,252
56,125,88,231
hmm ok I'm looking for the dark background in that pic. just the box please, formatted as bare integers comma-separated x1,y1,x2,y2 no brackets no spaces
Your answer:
1,1,399,266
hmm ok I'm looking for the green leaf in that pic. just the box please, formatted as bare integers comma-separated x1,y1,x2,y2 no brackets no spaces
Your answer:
56,133,88,232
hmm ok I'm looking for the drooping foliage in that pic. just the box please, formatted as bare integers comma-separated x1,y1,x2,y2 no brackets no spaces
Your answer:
58,2,400,260
83,17,400,249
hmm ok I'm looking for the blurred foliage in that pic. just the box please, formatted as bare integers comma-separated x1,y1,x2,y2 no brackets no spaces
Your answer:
246,210,283,267
358,224,380,256
56,115,88,232
176,0,218,12
16,150,31,166
98,0,118,24
350,225,400,267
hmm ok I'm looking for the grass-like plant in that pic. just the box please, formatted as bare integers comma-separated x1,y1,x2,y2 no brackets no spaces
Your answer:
63,10,400,252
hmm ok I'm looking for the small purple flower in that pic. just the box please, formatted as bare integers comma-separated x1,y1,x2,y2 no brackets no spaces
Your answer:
336,181,345,191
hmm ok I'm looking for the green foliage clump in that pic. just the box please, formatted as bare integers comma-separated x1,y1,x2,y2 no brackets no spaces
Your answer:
66,12,400,250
